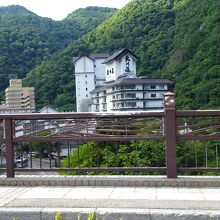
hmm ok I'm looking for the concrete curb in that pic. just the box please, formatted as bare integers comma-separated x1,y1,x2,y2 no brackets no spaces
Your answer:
1,175,220,187
0,208,220,220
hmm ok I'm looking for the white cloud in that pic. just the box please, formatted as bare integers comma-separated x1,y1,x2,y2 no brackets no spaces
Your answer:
0,0,131,20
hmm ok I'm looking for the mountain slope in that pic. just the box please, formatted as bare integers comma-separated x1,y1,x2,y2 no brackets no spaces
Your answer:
65,6,117,29
0,5,117,100
164,0,220,109
0,5,35,16
24,0,220,110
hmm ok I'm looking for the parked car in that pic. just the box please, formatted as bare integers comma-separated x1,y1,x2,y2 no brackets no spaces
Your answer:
15,157,28,168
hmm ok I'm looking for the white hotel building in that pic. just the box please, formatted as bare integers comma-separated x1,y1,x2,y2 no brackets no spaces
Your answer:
74,49,173,112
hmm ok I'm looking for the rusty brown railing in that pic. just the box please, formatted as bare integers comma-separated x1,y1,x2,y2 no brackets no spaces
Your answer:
0,93,220,178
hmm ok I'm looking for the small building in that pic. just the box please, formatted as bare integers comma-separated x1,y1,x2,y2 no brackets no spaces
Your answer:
38,105,59,113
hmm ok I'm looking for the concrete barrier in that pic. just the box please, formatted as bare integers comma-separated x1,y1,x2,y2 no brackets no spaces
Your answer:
0,208,220,220
1,175,220,187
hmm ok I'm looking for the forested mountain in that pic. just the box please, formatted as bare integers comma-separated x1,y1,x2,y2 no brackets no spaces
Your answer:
23,0,220,111
0,6,117,100
0,5,35,16
65,7,117,29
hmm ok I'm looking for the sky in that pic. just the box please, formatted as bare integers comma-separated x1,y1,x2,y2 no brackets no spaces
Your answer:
0,0,132,20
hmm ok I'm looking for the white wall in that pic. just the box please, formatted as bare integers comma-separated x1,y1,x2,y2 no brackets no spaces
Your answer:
120,54,136,76
106,92,113,112
94,59,106,79
75,57,94,73
75,73,95,112
105,53,137,83
75,56,95,112
105,62,116,82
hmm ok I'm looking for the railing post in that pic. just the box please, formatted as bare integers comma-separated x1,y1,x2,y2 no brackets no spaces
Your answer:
164,92,177,178
4,119,15,178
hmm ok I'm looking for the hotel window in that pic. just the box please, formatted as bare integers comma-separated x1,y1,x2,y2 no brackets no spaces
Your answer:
126,93,136,99
85,75,87,78
126,102,136,107
159,85,165,90
86,88,88,91
151,94,156,98
125,85,135,90
150,85,156,89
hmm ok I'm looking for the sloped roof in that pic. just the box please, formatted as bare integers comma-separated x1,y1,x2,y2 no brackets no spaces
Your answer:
38,105,59,113
89,53,109,60
73,53,109,64
90,86,106,94
73,55,93,64
102,48,138,64
106,77,174,87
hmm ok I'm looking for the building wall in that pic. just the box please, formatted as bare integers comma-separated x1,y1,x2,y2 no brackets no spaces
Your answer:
94,59,106,86
104,83,168,112
75,57,94,73
105,53,137,83
106,88,113,112
119,54,136,76
75,73,95,112
75,56,109,112
91,90,107,112
75,57,95,112
105,62,116,82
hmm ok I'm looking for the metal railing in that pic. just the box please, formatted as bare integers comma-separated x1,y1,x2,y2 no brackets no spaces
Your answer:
0,93,220,178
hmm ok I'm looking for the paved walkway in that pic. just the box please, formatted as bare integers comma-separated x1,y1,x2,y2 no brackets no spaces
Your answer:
0,176,220,219
1,185,220,210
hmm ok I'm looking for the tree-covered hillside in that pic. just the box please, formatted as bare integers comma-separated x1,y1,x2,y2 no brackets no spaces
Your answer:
165,0,220,109
0,5,117,100
65,6,117,30
24,0,220,111
0,5,35,16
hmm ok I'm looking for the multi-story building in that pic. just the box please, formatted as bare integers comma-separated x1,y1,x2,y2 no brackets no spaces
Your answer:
74,48,173,112
73,53,109,112
91,77,173,112
5,79,35,109
0,79,35,114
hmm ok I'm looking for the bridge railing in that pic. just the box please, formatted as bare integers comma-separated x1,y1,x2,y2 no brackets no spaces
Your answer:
0,92,220,178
